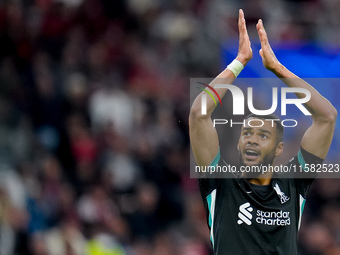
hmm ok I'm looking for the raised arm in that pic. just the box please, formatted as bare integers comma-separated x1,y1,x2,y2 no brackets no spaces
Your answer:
256,19,337,159
189,9,252,167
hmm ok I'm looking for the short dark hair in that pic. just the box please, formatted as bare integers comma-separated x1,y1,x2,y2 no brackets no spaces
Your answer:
244,113,284,143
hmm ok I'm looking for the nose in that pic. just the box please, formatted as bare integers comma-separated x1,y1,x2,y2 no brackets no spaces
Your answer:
247,134,259,146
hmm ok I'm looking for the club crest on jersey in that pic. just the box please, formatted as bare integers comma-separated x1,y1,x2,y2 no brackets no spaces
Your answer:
274,183,290,204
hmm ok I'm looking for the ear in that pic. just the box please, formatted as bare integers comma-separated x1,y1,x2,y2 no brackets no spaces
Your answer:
237,144,240,151
275,142,284,157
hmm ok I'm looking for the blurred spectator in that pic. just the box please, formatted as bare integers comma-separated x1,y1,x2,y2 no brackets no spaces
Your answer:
127,182,161,240
45,219,86,255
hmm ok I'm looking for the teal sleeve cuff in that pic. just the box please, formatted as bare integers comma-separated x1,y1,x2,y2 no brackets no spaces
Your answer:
209,149,220,168
297,150,307,172
298,147,324,172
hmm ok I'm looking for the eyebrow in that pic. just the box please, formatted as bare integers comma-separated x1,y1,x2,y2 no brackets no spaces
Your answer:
242,127,272,135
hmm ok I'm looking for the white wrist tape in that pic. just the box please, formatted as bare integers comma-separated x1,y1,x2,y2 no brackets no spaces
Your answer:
227,59,244,77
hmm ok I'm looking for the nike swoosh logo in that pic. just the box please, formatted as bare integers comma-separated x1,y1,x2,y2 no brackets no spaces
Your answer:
247,191,252,194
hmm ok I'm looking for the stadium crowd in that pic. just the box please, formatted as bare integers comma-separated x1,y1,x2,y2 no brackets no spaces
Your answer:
0,0,339,254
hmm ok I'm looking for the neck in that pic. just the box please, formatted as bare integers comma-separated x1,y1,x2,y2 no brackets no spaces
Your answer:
248,171,273,185
249,178,271,185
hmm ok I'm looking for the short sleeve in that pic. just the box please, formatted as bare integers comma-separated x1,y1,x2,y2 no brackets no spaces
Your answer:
298,147,324,173
295,147,324,197
198,150,221,198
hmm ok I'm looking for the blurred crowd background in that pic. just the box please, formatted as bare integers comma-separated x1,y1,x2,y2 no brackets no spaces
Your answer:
0,0,339,255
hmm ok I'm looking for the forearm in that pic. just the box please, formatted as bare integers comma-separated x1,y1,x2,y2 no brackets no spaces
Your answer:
189,67,237,168
190,53,250,118
191,9,251,120
272,64,337,122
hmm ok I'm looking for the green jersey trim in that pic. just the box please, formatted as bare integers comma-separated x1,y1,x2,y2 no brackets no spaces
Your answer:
206,189,217,248
210,149,221,168
297,149,307,171
298,194,306,230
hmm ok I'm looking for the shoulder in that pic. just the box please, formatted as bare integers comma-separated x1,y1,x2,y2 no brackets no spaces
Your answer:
198,149,238,196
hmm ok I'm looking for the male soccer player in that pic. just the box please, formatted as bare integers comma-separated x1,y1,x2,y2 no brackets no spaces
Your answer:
189,9,337,255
